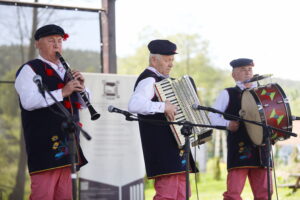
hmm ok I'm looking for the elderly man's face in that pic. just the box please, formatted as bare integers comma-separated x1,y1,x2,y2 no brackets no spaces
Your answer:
152,54,175,76
232,65,253,82
35,35,63,63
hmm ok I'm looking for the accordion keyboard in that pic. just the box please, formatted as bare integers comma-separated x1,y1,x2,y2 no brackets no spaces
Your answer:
154,75,212,148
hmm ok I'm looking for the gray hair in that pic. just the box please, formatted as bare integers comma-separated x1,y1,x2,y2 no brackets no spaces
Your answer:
149,53,161,64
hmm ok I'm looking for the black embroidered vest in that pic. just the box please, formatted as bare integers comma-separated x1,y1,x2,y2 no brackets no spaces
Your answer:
16,59,87,174
134,69,197,178
225,86,268,170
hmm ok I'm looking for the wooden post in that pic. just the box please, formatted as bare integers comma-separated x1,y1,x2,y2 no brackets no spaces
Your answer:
101,0,117,73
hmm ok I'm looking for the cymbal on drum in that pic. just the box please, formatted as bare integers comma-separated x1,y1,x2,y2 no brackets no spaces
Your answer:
243,74,273,84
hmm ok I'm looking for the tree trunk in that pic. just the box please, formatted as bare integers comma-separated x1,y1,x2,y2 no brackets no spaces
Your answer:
214,130,221,157
213,130,221,180
221,130,227,163
9,129,27,200
28,2,38,60
9,3,38,199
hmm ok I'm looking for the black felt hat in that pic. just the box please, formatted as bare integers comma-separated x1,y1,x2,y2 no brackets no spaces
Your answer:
34,24,66,40
230,58,254,68
148,39,177,55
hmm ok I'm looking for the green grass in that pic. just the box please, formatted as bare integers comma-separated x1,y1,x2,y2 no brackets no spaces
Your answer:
145,174,300,200
145,161,300,200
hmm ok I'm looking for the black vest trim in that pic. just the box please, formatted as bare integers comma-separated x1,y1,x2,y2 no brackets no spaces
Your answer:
148,171,188,179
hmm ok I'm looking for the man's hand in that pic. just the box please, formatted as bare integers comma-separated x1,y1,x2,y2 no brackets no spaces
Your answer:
227,120,239,132
62,79,84,97
71,70,85,86
164,100,178,121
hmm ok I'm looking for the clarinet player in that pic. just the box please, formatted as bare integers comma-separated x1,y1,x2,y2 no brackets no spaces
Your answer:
15,24,88,200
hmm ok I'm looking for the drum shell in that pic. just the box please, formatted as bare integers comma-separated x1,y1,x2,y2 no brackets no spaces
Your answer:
241,83,292,145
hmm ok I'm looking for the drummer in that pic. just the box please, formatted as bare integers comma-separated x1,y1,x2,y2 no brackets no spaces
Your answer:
208,58,272,200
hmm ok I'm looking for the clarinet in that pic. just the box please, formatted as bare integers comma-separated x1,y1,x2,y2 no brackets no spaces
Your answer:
55,52,101,120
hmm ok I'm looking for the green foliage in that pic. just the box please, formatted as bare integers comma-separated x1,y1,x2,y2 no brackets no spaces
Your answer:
0,45,28,76
0,71,20,116
0,46,24,194
117,45,149,75
0,115,21,190
62,49,101,73
0,45,101,78
273,78,300,116
211,157,221,180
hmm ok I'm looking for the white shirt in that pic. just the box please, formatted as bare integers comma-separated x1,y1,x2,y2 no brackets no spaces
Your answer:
15,55,87,111
128,67,167,115
208,81,257,127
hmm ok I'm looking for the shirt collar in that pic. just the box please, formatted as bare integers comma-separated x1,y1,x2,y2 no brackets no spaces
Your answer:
236,81,257,90
147,66,169,78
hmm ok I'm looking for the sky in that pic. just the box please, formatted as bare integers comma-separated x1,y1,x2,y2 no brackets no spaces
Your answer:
114,0,300,81
17,0,300,81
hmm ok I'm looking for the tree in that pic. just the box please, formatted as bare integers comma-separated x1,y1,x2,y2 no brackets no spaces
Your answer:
9,2,39,199
0,70,23,198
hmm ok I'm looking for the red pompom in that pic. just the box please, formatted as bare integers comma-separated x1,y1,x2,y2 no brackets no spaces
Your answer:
63,33,69,41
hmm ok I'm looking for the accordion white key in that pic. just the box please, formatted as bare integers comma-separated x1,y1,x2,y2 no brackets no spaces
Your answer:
154,75,212,149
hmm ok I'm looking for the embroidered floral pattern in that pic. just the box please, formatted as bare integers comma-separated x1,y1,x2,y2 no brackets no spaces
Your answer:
57,83,65,89
53,142,59,150
45,68,54,76
64,100,72,109
51,135,58,141
74,102,82,109
238,142,252,160
51,135,68,160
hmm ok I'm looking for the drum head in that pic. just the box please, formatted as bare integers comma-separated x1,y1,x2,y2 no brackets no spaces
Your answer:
241,90,263,145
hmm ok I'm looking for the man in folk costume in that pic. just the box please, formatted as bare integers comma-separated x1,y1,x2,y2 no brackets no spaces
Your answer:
128,39,198,200
209,58,272,200
15,24,88,200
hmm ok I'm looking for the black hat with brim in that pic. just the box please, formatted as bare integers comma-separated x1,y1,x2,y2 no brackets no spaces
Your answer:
230,58,254,68
34,24,65,40
148,39,177,55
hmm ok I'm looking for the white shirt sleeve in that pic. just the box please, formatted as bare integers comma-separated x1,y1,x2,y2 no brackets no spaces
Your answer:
128,77,165,115
208,89,230,127
15,64,63,111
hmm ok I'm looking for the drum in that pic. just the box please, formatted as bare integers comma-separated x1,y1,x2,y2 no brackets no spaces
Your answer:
241,83,292,145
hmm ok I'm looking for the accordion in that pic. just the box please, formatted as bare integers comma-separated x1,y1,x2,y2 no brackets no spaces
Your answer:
154,75,212,149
